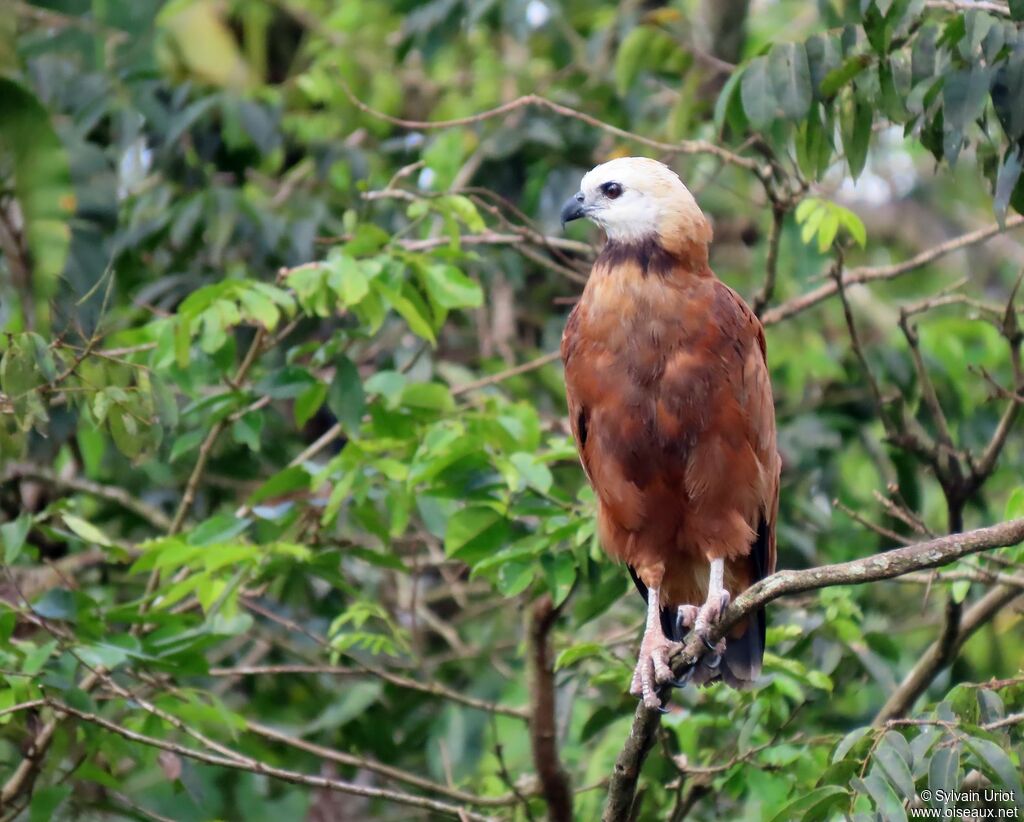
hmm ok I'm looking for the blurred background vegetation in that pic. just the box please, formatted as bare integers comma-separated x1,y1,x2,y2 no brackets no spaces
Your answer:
1,0,1023,820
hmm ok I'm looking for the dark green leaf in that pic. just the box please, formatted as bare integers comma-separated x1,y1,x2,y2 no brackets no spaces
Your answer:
994,146,1023,227
29,785,71,822
993,51,1024,141
821,55,871,97
767,785,848,822
741,57,776,128
874,731,915,799
328,354,366,433
32,589,76,621
964,737,1024,807
768,43,813,120
928,745,960,803
1,514,32,563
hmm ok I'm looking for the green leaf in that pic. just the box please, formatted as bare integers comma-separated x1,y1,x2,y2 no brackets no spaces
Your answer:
993,50,1024,141
820,55,871,97
741,57,776,128
964,737,1024,807
22,638,58,674
554,642,604,670
838,208,867,247
817,210,840,252
373,281,437,344
509,452,553,494
439,195,486,232
32,589,76,621
613,26,684,95
1005,487,1024,519
855,771,907,822
833,727,871,763
929,746,960,803
951,578,971,603
422,264,483,310
294,380,327,429
994,146,1023,228
874,732,915,799
29,785,71,822
768,42,812,120
1,514,32,563
401,382,455,412
767,785,848,822
944,66,992,132
912,25,938,85
327,251,370,307
842,98,873,179
328,354,366,433
238,286,280,330
62,514,114,548
542,552,576,606
0,78,74,315
805,34,841,100
247,466,310,506
444,506,511,565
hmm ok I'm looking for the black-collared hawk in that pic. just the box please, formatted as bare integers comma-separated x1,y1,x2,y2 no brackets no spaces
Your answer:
559,157,780,709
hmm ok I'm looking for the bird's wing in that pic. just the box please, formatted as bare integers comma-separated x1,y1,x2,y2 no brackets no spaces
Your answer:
561,303,594,487
716,281,779,581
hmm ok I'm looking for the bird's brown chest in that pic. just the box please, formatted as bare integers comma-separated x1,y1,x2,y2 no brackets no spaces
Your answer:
565,262,719,468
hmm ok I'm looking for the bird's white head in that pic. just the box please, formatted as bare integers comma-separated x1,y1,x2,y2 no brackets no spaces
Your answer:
561,157,709,248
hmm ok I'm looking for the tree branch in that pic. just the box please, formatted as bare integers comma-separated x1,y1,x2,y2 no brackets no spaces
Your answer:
602,517,1024,821
873,582,1022,724
32,699,497,822
0,463,172,532
528,595,573,822
762,215,1024,326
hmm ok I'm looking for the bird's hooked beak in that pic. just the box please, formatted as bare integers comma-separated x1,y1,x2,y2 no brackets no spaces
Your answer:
560,192,587,228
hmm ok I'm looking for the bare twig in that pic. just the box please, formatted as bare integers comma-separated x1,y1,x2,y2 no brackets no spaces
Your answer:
452,352,561,396
35,699,496,822
752,206,785,316
763,215,1024,326
0,463,172,532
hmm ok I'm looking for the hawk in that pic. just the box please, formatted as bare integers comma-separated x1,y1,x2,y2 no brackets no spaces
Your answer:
560,157,780,709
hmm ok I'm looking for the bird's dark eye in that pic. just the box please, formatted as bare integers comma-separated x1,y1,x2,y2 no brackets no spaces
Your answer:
601,182,623,200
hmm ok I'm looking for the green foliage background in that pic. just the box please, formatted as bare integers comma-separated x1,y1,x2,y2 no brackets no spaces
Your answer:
1,0,1023,820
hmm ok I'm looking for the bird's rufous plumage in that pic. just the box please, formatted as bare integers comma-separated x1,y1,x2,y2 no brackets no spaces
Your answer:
560,158,780,702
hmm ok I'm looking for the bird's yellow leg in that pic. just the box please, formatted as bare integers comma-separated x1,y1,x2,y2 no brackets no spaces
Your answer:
629,585,680,710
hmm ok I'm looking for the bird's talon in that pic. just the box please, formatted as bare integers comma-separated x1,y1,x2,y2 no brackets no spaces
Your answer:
669,669,693,688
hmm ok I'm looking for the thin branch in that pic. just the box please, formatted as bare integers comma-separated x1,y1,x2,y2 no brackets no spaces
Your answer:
0,463,172,532
36,699,496,822
338,86,763,175
763,215,1024,326
873,582,1022,724
166,327,267,536
451,352,561,396
245,719,523,808
752,206,785,316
